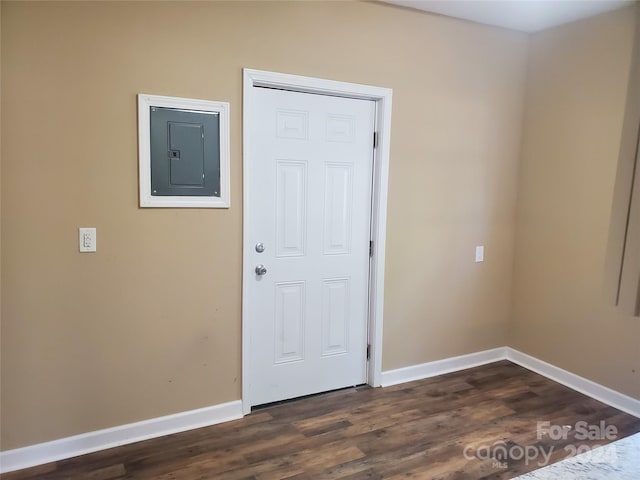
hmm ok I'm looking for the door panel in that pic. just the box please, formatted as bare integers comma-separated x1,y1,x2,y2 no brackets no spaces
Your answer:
246,87,375,406
323,164,353,255
321,278,350,356
276,161,307,257
274,281,306,364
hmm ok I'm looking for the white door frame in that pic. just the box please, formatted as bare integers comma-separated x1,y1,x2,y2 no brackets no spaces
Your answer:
242,68,392,414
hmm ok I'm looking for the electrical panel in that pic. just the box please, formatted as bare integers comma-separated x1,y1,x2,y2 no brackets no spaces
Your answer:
149,107,220,197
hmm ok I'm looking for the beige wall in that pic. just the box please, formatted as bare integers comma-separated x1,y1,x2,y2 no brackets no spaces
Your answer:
0,1,527,449
511,7,640,399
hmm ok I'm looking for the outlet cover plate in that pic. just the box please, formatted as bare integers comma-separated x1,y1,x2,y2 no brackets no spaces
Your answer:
79,227,97,252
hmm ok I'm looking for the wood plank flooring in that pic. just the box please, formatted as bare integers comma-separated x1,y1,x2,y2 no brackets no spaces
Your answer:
3,361,639,479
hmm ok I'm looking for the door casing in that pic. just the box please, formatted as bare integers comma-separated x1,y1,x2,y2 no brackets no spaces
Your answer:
242,68,393,414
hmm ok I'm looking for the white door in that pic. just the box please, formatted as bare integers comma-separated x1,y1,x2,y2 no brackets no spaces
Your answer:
246,87,376,406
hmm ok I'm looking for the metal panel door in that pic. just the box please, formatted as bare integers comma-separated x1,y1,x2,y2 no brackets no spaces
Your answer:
246,87,375,406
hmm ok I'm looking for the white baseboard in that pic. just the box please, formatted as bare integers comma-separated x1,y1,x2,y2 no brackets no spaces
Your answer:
3,348,639,474
380,347,507,387
380,346,640,419
505,347,640,418
0,400,243,474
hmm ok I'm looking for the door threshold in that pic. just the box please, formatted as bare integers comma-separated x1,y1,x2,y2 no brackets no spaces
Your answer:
250,384,370,412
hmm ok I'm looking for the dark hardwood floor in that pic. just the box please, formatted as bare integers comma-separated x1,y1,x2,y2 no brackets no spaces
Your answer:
3,360,639,479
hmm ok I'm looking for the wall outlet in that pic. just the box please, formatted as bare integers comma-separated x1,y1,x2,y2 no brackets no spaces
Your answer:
79,228,97,252
475,245,484,262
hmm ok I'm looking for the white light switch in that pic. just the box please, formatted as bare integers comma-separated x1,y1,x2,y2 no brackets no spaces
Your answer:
79,227,97,252
475,245,484,262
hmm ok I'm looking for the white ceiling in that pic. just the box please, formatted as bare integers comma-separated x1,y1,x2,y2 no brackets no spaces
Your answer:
381,0,635,33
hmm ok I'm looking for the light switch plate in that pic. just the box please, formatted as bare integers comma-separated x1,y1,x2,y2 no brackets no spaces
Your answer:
475,245,484,262
79,227,97,252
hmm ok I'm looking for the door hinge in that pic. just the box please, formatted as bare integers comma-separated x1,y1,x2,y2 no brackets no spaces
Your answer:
369,240,374,257
373,131,378,149
366,344,371,360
